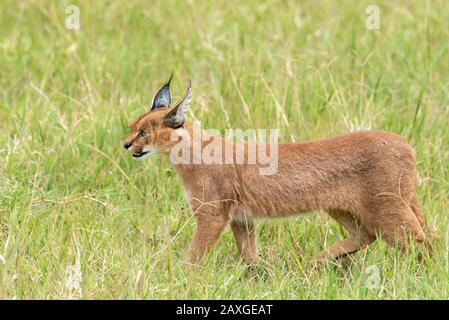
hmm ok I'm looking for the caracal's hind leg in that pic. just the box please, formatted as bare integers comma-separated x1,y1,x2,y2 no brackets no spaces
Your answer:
376,207,431,260
230,216,259,265
312,209,375,265
409,196,435,250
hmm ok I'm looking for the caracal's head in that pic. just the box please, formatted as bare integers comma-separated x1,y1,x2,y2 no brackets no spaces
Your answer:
123,75,192,160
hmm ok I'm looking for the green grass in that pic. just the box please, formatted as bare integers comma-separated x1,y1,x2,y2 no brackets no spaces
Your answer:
0,0,448,299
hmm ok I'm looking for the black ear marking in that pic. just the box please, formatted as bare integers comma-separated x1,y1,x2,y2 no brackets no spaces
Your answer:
164,81,192,128
151,74,173,110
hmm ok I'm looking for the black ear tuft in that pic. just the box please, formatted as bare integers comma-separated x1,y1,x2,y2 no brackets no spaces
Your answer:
151,74,173,110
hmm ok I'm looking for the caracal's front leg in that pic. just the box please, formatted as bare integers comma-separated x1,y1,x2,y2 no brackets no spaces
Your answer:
230,219,259,265
186,211,230,264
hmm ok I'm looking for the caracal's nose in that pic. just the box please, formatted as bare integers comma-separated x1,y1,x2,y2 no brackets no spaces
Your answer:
123,142,132,150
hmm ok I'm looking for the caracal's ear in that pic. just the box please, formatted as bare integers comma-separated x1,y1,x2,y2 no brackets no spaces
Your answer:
164,81,192,128
151,74,173,110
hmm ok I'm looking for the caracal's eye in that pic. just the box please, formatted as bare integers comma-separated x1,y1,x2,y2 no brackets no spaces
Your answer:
138,130,145,138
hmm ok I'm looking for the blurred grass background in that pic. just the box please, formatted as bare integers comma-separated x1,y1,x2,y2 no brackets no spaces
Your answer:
0,0,448,299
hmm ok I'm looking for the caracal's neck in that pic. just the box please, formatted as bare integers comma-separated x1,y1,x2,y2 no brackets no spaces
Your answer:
162,124,205,186
166,122,279,178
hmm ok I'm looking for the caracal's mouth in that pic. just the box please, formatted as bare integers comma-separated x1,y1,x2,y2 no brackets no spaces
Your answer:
132,151,150,158
131,148,156,160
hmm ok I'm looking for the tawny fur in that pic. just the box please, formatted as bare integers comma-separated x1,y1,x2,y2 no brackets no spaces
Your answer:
124,87,432,266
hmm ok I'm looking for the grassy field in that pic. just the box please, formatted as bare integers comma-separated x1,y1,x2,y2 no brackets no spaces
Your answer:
0,0,448,299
